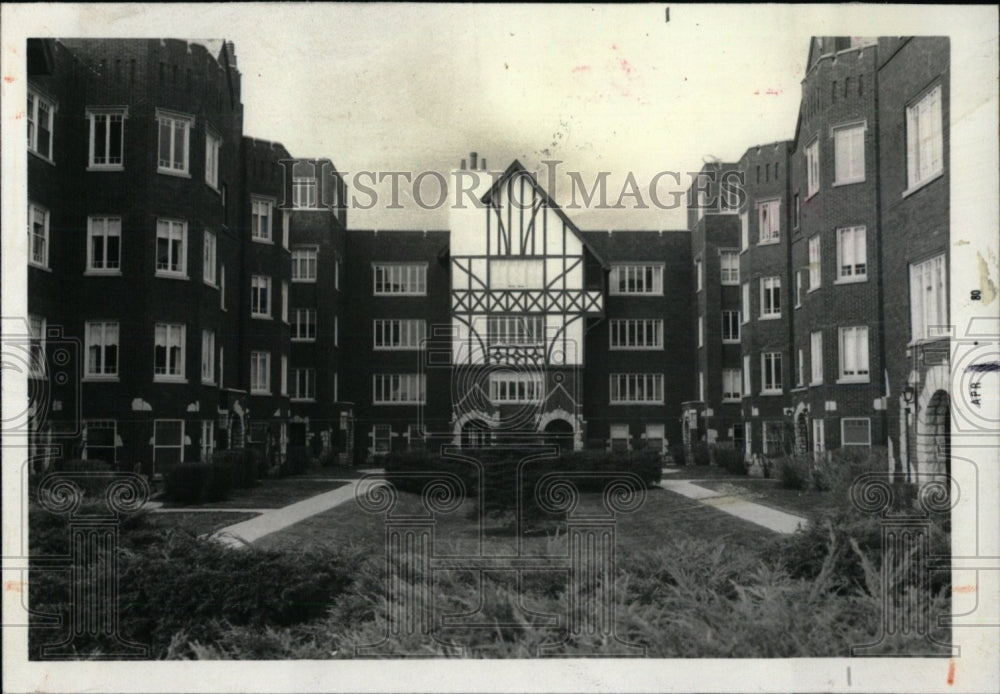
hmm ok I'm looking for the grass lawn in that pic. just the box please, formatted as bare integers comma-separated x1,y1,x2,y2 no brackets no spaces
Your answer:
146,510,261,536
660,464,741,481
697,477,849,516
160,478,349,510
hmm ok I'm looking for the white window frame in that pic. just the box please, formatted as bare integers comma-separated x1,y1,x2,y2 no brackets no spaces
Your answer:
27,87,56,161
838,326,870,383
292,247,319,282
609,373,664,405
698,316,704,348
760,276,781,319
609,319,663,350
832,122,866,185
201,330,215,384
251,197,274,242
609,424,630,452
200,420,215,462
87,107,127,170
373,263,427,295
374,319,427,350
806,137,820,198
740,211,749,252
155,218,187,278
205,129,221,189
84,215,122,275
292,367,317,401
292,176,317,209
153,419,185,472
28,202,49,270
757,198,781,244
280,355,288,396
488,315,544,346
292,308,317,342
156,108,193,176
721,310,740,343
841,418,872,447
720,250,740,285
795,270,804,308
202,229,217,285
742,355,751,397
83,420,117,465
153,323,186,382
836,226,868,283
741,281,750,324
906,84,944,193
373,373,426,405
797,348,805,387
761,352,782,395
250,351,271,394
250,275,272,318
609,264,664,295
84,321,119,380
281,281,289,323
373,424,392,455
695,258,703,292
220,266,226,311
810,331,824,385
808,235,821,290
28,315,46,379
722,368,742,402
910,254,948,341
489,371,544,403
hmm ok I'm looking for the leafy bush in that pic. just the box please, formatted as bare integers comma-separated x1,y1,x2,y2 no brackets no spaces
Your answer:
318,448,340,467
165,462,233,504
43,459,116,498
691,441,710,466
280,446,312,477
777,454,811,490
211,448,261,489
669,444,686,466
711,445,746,475
54,458,113,473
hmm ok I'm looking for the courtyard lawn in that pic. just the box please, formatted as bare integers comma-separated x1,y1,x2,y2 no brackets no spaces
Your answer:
696,477,849,516
160,477,350,510
146,510,262,536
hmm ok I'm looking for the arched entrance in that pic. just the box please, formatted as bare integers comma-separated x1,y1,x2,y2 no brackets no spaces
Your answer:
543,418,574,452
925,390,950,477
795,411,809,454
461,419,490,448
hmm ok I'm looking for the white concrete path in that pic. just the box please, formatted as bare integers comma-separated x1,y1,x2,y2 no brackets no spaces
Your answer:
659,479,805,534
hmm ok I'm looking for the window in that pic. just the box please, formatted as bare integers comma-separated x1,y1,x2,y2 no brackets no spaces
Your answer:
842,418,872,447
698,317,704,347
291,247,318,281
810,331,824,385
155,219,187,277
720,250,739,284
806,138,820,197
281,281,289,323
698,372,705,402
722,369,742,401
292,368,316,400
154,323,185,380
907,84,943,190
374,424,392,455
250,351,270,394
761,352,782,394
740,211,749,251
795,270,804,307
742,355,751,396
27,88,55,160
610,424,629,452
200,420,215,462
489,372,544,402
609,264,663,295
87,108,126,169
85,321,118,378
220,266,226,310
695,258,703,291
813,419,826,455
808,235,821,289
373,374,426,404
219,348,224,389
335,259,341,290
489,259,544,289
719,177,740,212
280,356,288,396
797,349,805,387
910,254,948,340
722,311,740,343
28,203,49,269
837,226,867,281
203,230,217,284
29,316,46,379
763,421,784,455
609,373,664,404
153,420,184,472
374,319,426,349
293,177,317,208
609,319,662,350
201,330,215,383
793,194,800,229
741,282,750,323
757,199,780,244
334,316,339,347
205,131,220,188
833,123,866,184
760,277,781,318
84,421,116,465
156,109,192,175
251,275,271,317
839,326,870,382
251,198,273,242
292,309,317,341
373,264,426,295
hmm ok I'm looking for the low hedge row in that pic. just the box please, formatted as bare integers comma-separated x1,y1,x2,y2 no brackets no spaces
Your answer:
164,462,234,504
211,448,262,489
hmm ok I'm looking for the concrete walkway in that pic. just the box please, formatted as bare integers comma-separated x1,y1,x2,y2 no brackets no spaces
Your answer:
659,479,805,534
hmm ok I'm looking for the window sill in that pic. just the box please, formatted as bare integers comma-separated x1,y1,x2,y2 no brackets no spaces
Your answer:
157,167,191,179
373,401,427,406
154,377,188,384
251,315,272,321
832,178,865,187
720,281,740,287
29,263,52,272
290,398,317,403
805,191,818,202
758,314,782,321
610,401,665,406
759,390,783,396
206,182,221,195
373,292,427,297
87,164,125,173
721,340,740,345
29,149,56,165
250,390,272,396
757,239,781,247
794,303,802,310
790,386,808,393
721,398,742,404
85,270,123,277
836,377,870,385
155,272,189,281
83,376,119,383
251,237,274,245
833,276,867,285
810,381,824,388
807,286,821,294
204,280,218,289
608,292,664,297
609,346,665,351
907,335,950,348
903,170,944,199
291,278,318,284
292,338,318,344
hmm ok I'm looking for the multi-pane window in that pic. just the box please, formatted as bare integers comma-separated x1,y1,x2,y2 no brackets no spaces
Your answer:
645,424,665,453
757,199,780,243
251,198,273,241
609,319,662,349
29,316,46,379
28,203,49,269
761,352,782,394
698,317,704,347
85,216,121,273
27,89,55,160
741,282,750,323
154,323,185,380
156,109,192,175
87,108,126,168
250,351,270,394
806,138,820,197
200,420,215,462
489,372,544,403
281,281,289,323
292,247,318,281
722,369,742,401
797,349,805,387
742,355,751,396
695,258,703,291
203,230,217,284
153,420,184,472
373,424,392,455
760,277,781,318
907,84,943,190
85,321,118,378
373,374,426,404
720,251,739,284
373,264,426,295
205,131,220,188
609,264,663,295
842,418,872,447
251,275,271,317
722,310,740,343
833,123,866,184
293,177,317,208
810,331,824,385
763,421,784,455
910,254,948,340
292,368,316,400
609,373,664,404
839,326,870,381
280,356,288,396
740,211,749,251
155,219,187,276
793,193,801,229
808,235,821,288
201,330,215,383
837,226,867,281
84,421,117,465
374,319,426,349
609,424,629,453
292,309,317,341
487,316,544,345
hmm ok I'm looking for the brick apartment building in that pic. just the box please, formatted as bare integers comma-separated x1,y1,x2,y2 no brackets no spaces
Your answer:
25,36,949,479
